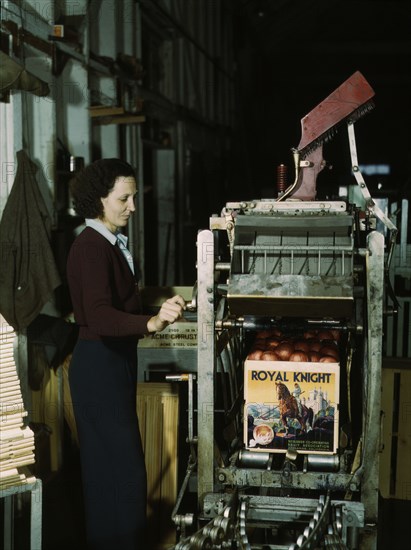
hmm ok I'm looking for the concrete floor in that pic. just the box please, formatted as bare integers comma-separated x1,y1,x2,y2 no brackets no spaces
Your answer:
3,443,410,550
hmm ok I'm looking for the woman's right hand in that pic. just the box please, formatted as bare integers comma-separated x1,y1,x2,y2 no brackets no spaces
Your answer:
147,295,186,333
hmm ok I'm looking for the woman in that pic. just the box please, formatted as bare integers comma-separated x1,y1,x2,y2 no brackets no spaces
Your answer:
66,158,185,549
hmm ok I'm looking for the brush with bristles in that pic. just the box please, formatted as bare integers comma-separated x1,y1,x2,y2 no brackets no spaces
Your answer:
297,70,375,158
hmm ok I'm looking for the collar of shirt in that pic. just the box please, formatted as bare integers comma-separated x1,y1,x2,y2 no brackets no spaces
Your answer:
115,232,129,248
85,218,134,274
85,218,125,246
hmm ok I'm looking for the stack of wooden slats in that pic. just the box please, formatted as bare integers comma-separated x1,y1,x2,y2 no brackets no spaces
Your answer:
0,315,36,489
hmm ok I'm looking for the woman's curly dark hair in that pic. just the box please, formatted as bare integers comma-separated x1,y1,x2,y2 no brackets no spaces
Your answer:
69,158,136,219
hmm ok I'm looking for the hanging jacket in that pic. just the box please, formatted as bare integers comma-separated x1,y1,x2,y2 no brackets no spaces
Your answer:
0,150,61,330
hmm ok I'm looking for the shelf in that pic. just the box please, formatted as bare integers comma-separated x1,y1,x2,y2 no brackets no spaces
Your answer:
89,105,146,125
1,471,42,550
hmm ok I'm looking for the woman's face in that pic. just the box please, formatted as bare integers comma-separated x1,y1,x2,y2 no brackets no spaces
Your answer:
100,176,137,232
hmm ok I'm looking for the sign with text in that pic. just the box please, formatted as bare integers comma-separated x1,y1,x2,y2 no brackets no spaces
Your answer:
244,360,340,454
139,322,197,349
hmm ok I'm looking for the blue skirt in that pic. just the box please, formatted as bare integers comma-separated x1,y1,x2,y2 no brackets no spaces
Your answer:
69,339,147,550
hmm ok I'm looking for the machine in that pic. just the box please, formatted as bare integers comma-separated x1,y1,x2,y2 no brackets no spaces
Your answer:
169,71,397,550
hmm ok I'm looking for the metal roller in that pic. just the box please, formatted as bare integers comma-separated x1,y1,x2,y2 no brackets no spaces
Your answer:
237,449,271,469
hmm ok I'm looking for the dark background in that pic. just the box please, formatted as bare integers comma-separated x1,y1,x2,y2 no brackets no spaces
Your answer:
229,0,411,202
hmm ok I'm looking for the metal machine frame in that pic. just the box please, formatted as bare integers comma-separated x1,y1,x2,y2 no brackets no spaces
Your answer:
170,94,397,550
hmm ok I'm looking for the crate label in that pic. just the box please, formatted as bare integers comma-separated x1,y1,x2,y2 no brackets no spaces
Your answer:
139,323,197,348
244,360,339,454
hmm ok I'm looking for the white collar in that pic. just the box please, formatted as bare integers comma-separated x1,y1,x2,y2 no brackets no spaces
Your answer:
85,218,127,246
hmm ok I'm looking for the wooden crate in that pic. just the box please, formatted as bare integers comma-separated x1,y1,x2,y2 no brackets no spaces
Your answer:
31,366,63,473
380,359,411,500
61,355,79,446
385,296,411,358
137,382,179,548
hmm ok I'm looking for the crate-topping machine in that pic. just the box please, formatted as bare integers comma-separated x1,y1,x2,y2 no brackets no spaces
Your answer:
170,71,397,550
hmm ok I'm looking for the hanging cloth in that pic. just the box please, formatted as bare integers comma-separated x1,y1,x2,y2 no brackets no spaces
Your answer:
0,150,61,330
0,51,50,98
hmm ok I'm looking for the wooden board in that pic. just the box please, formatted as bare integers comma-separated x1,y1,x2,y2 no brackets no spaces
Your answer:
380,360,411,499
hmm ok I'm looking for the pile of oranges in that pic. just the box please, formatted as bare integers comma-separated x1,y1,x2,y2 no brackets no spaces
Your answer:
247,328,340,363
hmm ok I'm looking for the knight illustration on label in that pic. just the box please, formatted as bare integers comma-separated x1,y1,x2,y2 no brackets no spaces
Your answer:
244,360,340,454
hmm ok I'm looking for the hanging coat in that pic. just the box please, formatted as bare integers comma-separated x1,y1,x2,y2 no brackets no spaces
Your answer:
0,51,50,98
0,150,61,330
